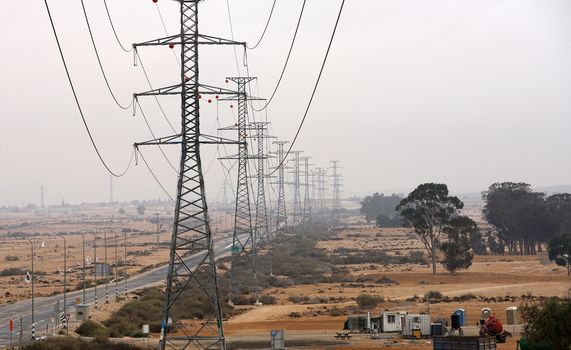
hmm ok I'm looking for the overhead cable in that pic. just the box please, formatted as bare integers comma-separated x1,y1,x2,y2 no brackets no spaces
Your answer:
268,0,346,176
80,0,133,110
247,0,278,50
103,0,133,53
136,149,175,201
251,0,307,112
43,0,134,178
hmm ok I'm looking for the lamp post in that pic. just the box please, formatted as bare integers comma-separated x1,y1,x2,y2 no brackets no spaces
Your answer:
57,234,68,334
79,233,86,304
114,229,119,300
26,239,35,340
124,230,128,295
104,230,109,304
92,230,98,309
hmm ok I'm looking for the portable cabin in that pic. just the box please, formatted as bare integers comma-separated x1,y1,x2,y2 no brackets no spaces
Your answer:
506,307,519,325
453,308,467,327
381,311,406,333
402,314,431,337
343,316,367,331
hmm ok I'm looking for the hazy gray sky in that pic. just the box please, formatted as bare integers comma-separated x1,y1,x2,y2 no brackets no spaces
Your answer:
1,0,570,206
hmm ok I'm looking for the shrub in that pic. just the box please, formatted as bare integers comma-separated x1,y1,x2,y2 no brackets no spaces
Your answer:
76,320,109,337
520,298,571,350
0,268,25,277
259,295,277,305
356,294,384,309
425,290,443,301
5,255,20,261
377,277,399,285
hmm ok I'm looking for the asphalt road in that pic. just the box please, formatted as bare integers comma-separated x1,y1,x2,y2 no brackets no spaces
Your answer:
0,233,239,348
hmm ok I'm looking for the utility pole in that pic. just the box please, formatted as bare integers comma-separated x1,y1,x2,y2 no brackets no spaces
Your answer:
289,151,303,225
132,2,245,348
330,161,342,226
249,122,274,277
40,186,45,209
301,156,312,224
273,141,289,231
218,77,259,303
26,239,35,340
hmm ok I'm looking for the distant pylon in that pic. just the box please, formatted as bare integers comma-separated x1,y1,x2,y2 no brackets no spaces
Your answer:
330,160,342,225
273,141,289,230
40,185,45,208
219,76,258,302
301,156,312,224
316,167,327,221
290,151,303,225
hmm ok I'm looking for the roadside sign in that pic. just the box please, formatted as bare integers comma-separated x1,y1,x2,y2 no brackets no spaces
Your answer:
64,314,71,323
231,245,240,253
9,319,13,331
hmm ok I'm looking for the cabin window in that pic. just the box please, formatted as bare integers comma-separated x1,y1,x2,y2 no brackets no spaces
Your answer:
413,317,420,323
387,315,396,323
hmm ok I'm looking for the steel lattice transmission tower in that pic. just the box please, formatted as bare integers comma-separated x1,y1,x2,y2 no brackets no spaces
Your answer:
330,160,342,225
248,122,274,248
301,156,312,224
273,141,289,230
290,151,303,225
132,2,246,349
316,167,328,222
219,77,259,302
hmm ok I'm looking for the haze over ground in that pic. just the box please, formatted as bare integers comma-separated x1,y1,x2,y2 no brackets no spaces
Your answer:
1,0,570,205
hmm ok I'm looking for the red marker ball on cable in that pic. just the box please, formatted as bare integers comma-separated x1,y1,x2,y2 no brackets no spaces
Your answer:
169,43,175,49
208,99,212,103
152,0,158,3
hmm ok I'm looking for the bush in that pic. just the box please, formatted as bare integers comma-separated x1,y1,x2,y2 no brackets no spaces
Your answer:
377,277,399,285
425,290,443,301
520,298,571,350
259,295,277,305
0,268,25,276
5,255,20,261
355,294,384,309
76,320,109,337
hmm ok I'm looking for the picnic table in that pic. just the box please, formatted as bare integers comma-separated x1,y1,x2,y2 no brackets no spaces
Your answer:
335,332,352,340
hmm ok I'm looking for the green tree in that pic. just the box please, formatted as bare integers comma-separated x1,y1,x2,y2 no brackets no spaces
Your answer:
440,216,476,273
396,183,463,275
520,298,571,350
548,234,571,276
360,193,402,223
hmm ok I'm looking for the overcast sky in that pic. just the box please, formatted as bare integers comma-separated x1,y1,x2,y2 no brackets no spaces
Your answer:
1,0,570,206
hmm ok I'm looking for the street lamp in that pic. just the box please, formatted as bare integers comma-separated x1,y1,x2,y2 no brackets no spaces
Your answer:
92,230,97,309
26,239,35,340
104,230,109,304
57,234,68,334
124,230,128,295
79,232,86,304
114,229,119,300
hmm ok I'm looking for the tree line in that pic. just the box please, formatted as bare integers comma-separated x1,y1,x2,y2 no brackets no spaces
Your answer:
360,182,571,275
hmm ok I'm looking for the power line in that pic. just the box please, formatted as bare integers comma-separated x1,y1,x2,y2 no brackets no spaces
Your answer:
135,51,178,134
43,0,134,178
80,0,133,110
251,0,307,112
268,0,346,176
135,100,178,173
247,0,278,50
136,149,175,201
154,4,181,67
103,0,132,53
225,0,242,75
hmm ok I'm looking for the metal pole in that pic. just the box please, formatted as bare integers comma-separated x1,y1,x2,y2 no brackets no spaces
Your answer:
80,233,86,304
9,313,12,349
93,230,97,309
124,231,127,295
114,230,118,300
104,230,109,304
27,239,35,340
58,234,68,334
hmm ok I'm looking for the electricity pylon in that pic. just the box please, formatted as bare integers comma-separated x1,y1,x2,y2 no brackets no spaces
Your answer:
132,2,246,349
300,156,312,224
316,167,328,222
218,77,261,303
330,160,342,225
289,151,303,225
248,122,275,276
273,141,289,230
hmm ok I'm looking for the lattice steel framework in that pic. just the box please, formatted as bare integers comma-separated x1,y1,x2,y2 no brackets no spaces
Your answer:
219,77,257,302
132,2,246,349
273,141,289,230
290,151,303,225
330,160,342,225
301,156,312,224
316,167,328,222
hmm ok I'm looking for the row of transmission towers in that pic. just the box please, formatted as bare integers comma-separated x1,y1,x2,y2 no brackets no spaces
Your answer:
127,2,344,350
